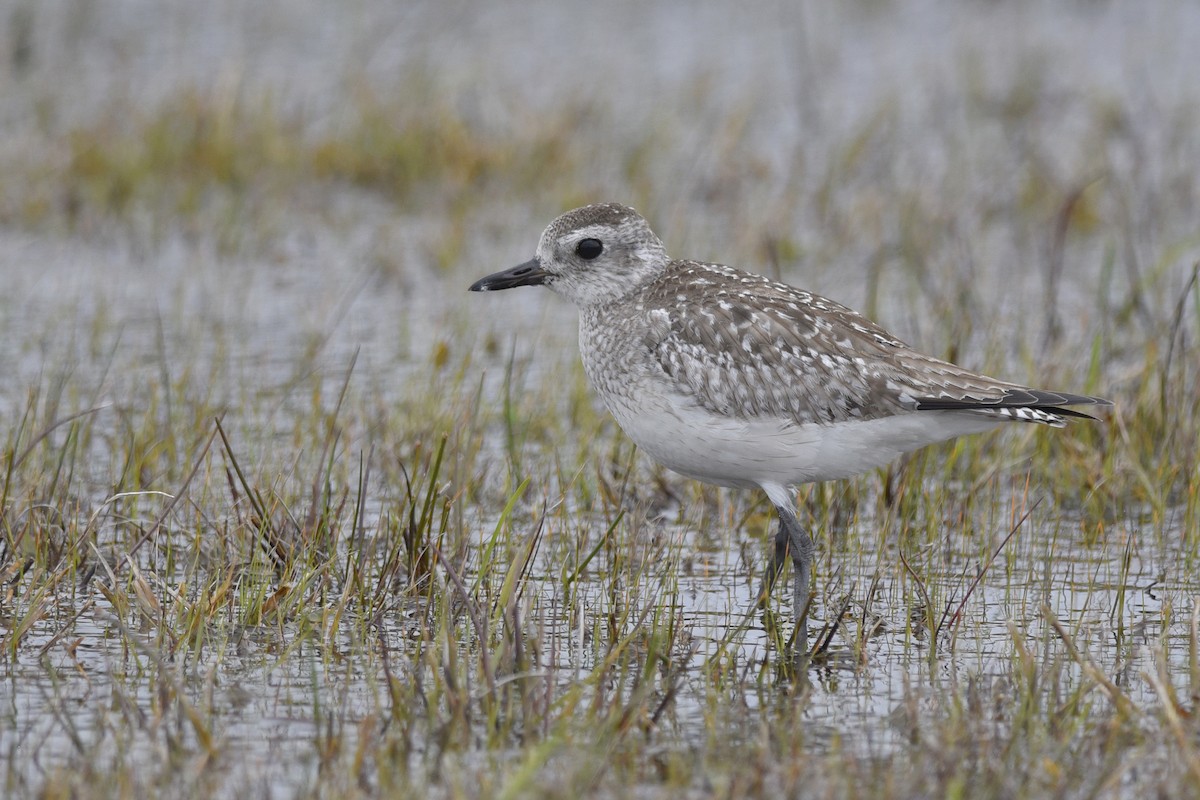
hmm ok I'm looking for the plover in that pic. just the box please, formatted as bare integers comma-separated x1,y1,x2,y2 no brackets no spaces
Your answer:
470,203,1110,648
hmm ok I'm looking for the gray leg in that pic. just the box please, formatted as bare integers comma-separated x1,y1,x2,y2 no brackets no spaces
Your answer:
755,484,816,652
756,526,791,606
754,503,815,648
777,504,814,648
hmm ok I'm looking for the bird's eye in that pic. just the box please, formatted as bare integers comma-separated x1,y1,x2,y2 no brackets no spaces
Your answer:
575,238,603,260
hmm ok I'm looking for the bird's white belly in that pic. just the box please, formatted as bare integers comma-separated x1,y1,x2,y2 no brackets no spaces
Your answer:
603,389,1004,489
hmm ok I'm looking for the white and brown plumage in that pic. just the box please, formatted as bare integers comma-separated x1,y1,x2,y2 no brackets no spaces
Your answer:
470,203,1110,649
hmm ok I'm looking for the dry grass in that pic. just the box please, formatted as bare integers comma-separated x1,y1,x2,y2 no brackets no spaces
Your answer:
3,6,1200,798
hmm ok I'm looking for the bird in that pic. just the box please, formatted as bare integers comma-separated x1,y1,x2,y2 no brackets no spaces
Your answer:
469,202,1110,651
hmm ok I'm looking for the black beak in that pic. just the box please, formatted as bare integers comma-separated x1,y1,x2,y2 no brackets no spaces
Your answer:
469,258,549,292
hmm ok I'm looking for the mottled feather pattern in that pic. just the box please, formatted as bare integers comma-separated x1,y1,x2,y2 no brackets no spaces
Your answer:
472,203,1110,641
479,201,1108,469
632,261,905,424
605,260,1103,428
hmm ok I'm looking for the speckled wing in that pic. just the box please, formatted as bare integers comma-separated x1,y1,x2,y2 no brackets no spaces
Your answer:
642,261,1108,427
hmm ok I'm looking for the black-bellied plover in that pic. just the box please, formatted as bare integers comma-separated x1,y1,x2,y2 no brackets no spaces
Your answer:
470,203,1110,649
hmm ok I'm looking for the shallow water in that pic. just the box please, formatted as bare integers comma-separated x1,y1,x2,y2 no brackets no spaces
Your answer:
4,505,1184,794
2,1,1199,796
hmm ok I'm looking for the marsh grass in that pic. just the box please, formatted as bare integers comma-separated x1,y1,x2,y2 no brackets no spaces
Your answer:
3,20,1200,800
6,301,1196,798
4,78,592,260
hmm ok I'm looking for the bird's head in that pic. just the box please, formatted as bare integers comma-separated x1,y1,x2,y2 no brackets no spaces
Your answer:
469,203,668,308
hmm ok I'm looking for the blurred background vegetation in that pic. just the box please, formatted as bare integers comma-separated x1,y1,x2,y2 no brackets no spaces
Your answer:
1,2,1198,797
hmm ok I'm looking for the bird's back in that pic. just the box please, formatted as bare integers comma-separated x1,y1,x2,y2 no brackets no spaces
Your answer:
592,259,1085,426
